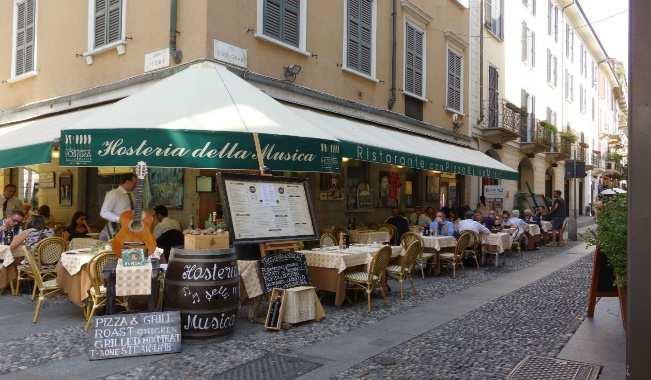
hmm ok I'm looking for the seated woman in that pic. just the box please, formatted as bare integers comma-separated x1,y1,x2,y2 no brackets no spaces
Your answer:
10,215,54,252
37,205,52,227
62,211,91,242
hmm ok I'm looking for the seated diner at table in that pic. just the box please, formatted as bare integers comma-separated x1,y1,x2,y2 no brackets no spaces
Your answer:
429,211,456,236
36,205,52,227
0,210,25,246
386,208,410,244
417,207,433,227
458,211,491,236
10,215,54,252
523,208,541,227
482,210,496,229
503,210,526,235
62,211,91,242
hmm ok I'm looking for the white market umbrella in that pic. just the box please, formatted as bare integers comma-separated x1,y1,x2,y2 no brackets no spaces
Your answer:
60,61,340,172
613,188,627,194
600,189,616,196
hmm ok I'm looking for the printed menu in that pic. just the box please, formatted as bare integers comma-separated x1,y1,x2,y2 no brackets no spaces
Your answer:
224,179,315,240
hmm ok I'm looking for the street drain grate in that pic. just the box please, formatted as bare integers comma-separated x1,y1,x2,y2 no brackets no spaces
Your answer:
213,353,321,380
508,356,601,380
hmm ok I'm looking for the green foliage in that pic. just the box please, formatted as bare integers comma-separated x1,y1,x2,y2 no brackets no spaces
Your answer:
583,195,628,287
539,121,557,134
514,192,528,214
560,129,577,143
607,152,623,163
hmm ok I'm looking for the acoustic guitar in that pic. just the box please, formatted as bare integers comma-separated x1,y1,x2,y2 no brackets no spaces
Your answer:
111,162,157,256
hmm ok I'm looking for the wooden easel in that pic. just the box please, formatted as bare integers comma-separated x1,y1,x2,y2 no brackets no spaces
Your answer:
587,247,619,318
258,241,302,257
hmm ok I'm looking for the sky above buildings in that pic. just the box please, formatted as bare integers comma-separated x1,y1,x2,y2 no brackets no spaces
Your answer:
579,0,629,73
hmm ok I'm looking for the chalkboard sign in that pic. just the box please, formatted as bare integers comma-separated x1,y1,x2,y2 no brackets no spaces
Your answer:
587,248,618,318
88,311,182,360
260,251,310,293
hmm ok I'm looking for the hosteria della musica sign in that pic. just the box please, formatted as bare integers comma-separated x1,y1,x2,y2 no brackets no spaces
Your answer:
60,129,341,173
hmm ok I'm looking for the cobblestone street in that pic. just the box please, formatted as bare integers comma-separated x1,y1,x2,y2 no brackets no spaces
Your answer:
0,227,597,380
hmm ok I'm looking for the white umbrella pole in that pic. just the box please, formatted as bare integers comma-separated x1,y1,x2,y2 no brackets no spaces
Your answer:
252,132,268,175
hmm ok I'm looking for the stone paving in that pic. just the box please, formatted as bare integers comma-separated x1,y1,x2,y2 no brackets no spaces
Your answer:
336,254,592,380
0,239,591,379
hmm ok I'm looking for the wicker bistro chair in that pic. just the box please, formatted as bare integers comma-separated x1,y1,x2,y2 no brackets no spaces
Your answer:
14,237,66,298
344,246,392,312
387,240,422,299
24,250,62,323
510,229,526,257
319,232,338,247
439,231,475,278
84,251,129,330
378,224,397,243
400,232,431,279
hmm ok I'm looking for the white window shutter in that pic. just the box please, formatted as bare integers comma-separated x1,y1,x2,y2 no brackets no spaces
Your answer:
521,23,528,62
531,31,535,67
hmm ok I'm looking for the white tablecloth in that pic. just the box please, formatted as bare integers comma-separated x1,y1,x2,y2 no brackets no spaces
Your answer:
420,235,457,251
482,233,513,253
525,224,542,236
349,230,391,244
116,259,152,296
541,221,553,232
59,250,97,275
300,245,402,273
1,245,14,267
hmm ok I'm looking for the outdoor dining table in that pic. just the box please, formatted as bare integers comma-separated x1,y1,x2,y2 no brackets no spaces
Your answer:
349,230,391,244
419,235,457,275
56,249,98,306
102,259,164,315
481,232,513,267
525,224,542,236
299,244,402,307
541,221,553,233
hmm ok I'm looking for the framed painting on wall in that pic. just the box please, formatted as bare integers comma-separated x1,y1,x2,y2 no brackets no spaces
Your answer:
146,168,184,209
319,173,344,201
59,173,73,207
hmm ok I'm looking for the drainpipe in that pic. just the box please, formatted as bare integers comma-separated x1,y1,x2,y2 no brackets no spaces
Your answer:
387,0,398,110
477,0,485,126
170,0,183,64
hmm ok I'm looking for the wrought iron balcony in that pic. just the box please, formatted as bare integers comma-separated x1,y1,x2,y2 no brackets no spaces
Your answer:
520,119,551,154
477,100,521,144
590,151,603,170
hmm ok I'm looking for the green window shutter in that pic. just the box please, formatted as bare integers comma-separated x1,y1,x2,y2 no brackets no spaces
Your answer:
347,0,373,75
263,0,300,48
405,24,423,96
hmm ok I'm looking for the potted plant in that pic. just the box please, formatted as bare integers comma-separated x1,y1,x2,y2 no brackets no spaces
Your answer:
584,195,628,325
559,129,577,143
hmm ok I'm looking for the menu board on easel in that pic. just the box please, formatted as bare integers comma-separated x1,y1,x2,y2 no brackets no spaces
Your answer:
217,173,319,244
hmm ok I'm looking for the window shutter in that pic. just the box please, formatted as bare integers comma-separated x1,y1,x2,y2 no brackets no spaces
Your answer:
532,0,536,16
553,56,558,86
547,0,552,35
521,23,528,62
546,49,551,83
347,0,373,75
14,1,26,76
405,24,423,96
485,0,492,29
531,31,535,67
94,0,107,48
488,66,499,129
14,0,35,76
447,49,462,112
263,0,282,40
107,0,122,44
554,7,558,42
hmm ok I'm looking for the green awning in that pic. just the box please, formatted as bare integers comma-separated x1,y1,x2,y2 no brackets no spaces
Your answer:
291,106,518,180
60,62,340,172
0,107,106,169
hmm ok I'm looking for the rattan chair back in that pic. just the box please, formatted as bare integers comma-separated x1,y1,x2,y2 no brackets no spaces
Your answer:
400,240,422,272
24,250,45,290
369,246,392,281
35,237,66,266
89,251,117,294
455,231,474,258
378,224,396,241
400,232,423,250
320,232,337,247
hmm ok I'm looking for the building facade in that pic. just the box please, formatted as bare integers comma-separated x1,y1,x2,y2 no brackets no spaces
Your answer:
0,0,483,227
470,0,626,214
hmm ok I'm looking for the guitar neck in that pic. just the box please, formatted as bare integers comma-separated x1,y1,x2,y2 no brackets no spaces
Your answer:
133,177,144,221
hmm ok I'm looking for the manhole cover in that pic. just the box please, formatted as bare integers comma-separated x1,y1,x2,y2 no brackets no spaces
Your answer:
213,353,321,380
508,356,601,380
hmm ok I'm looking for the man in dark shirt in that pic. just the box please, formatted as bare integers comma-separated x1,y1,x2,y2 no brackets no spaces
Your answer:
0,210,25,245
386,208,409,244
549,190,566,245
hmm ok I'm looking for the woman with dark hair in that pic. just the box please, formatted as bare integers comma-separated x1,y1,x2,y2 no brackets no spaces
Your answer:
10,215,54,251
37,205,51,226
62,211,91,242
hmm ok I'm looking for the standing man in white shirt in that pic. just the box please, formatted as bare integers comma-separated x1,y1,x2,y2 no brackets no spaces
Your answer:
1,184,23,220
99,173,137,241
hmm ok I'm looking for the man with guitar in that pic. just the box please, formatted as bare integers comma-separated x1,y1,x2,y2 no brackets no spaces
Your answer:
99,173,138,241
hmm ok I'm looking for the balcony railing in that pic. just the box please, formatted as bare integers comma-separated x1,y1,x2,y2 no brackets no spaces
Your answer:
478,100,521,144
592,151,603,169
577,146,587,162
520,119,550,145
559,136,573,158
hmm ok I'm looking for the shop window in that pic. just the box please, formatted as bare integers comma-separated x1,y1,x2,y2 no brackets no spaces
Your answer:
18,168,39,209
345,161,372,210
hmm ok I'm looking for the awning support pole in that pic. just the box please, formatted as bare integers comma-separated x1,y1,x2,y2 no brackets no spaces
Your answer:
252,132,269,176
